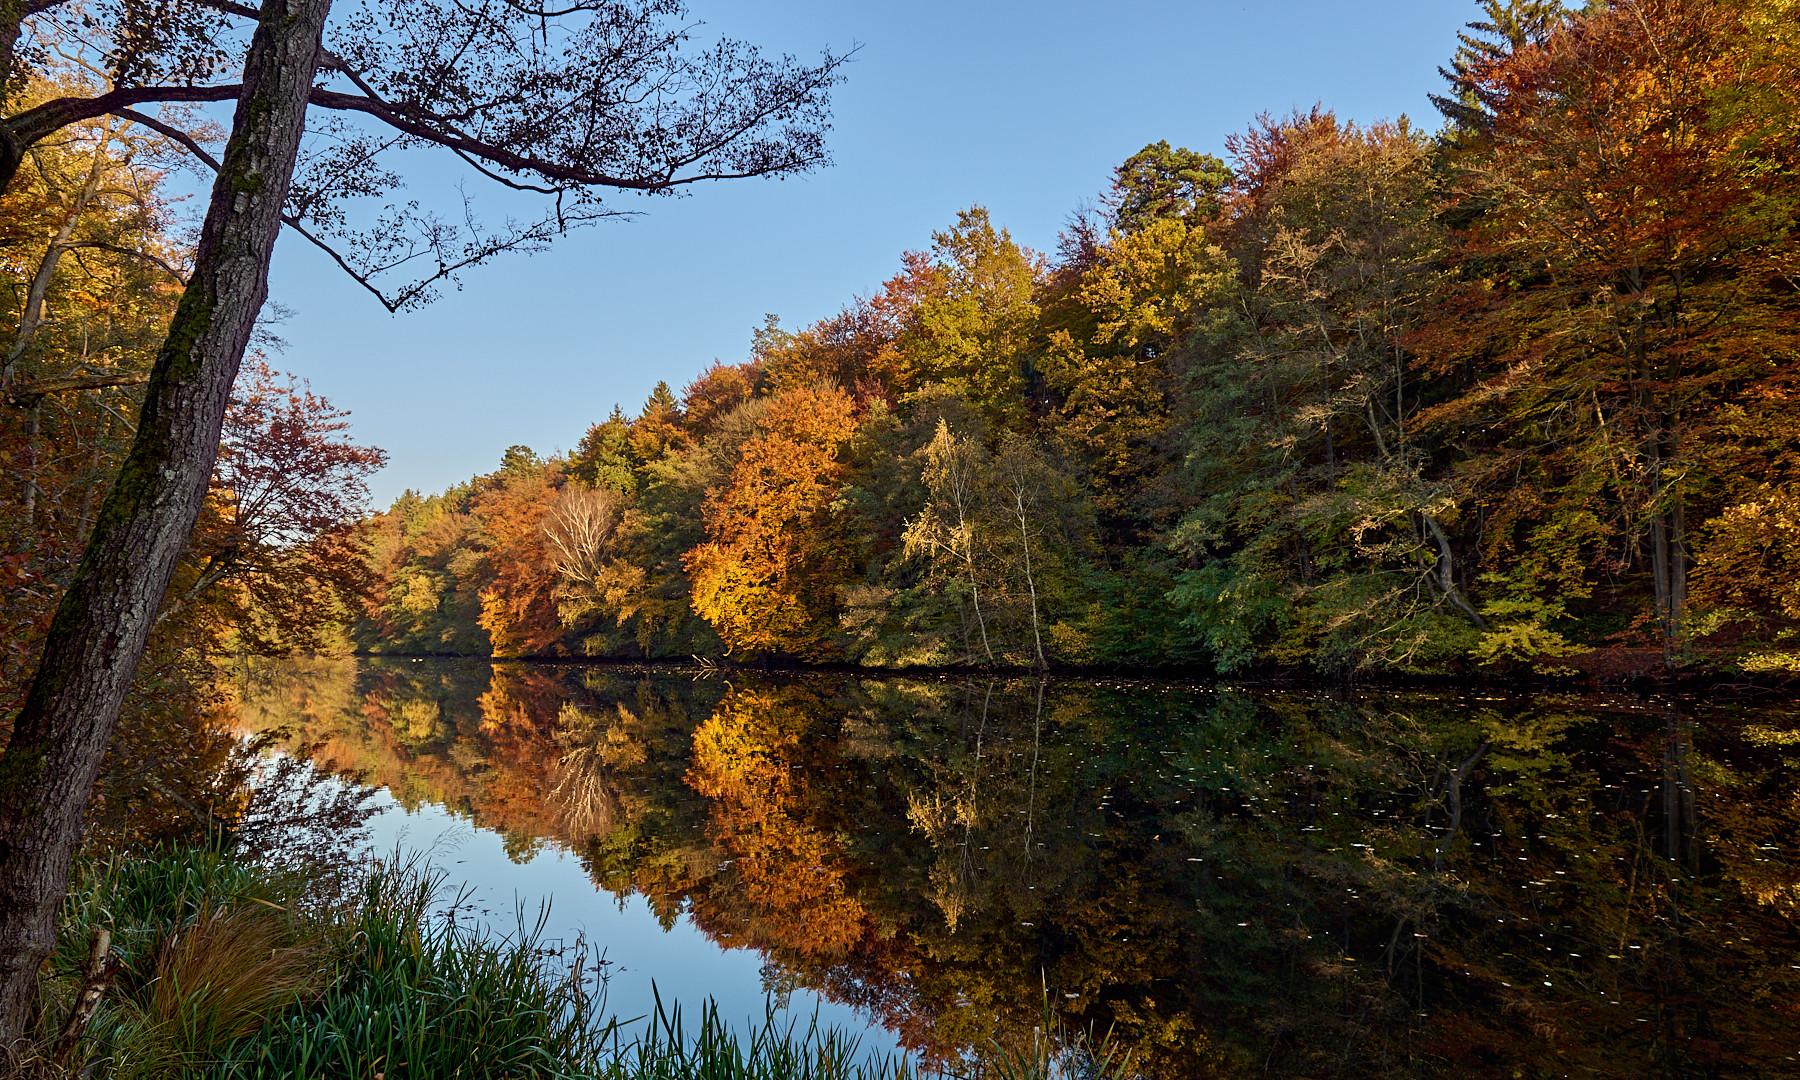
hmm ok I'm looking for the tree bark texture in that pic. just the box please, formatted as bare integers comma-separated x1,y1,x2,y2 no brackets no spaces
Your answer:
0,5,24,193
0,0,331,1045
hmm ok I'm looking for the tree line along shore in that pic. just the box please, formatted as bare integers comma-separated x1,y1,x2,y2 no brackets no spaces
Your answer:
354,3,1800,683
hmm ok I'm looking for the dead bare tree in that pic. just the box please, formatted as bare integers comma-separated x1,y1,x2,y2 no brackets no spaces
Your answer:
542,481,623,591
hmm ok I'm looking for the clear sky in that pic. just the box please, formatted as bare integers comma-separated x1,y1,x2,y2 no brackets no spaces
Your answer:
265,0,1480,507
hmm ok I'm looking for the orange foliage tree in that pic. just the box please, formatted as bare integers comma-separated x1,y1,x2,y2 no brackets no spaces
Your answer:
687,683,871,956
685,384,860,660
473,457,568,658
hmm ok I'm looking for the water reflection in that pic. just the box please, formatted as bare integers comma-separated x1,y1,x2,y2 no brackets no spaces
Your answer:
238,659,1800,1078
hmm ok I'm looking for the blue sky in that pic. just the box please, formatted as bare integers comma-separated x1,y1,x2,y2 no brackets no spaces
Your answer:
266,0,1480,506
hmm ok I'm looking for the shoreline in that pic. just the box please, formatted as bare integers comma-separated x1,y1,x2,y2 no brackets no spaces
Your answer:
273,648,1800,699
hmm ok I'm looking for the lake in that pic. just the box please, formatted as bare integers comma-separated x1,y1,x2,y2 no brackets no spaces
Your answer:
237,658,1800,1078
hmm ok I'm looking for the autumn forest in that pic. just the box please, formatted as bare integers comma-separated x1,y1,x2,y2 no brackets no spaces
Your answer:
7,2,1797,685
353,0,1800,679
1,0,1798,1075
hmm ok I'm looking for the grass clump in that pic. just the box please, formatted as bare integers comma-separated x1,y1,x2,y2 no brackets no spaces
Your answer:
33,848,325,1079
601,990,915,1080
206,864,609,1079
936,990,1136,1080
35,848,920,1080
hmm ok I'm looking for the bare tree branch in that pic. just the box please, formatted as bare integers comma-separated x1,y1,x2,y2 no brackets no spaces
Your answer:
111,106,220,169
118,104,583,310
65,240,188,282
4,371,151,408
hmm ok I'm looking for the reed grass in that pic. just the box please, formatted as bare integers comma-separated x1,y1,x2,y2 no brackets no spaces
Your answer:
971,1005,1136,1080
36,847,325,1080
40,848,925,1080
144,904,324,1060
597,988,915,1080
206,861,612,1079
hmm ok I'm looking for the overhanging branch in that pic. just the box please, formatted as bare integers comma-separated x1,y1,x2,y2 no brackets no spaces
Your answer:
187,0,261,17
115,108,404,308
13,34,848,197
8,85,241,149
28,80,824,192
119,104,637,312
112,108,220,170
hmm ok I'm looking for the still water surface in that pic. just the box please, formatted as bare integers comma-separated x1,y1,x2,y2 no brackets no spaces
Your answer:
240,658,1800,1078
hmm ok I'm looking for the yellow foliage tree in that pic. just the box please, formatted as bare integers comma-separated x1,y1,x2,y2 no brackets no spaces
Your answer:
684,384,859,660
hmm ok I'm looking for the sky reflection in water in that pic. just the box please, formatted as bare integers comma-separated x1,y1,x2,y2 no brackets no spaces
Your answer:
361,791,890,1053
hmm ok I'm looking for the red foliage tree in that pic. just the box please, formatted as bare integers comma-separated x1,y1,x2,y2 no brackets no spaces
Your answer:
1417,0,1800,658
473,467,569,658
171,359,387,650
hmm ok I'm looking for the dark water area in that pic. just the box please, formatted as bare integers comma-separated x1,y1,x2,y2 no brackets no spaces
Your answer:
238,658,1800,1079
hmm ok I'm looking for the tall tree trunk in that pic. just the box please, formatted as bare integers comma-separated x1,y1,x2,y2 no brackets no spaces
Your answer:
1650,467,1686,665
1651,510,1672,661
21,399,38,520
1661,712,1696,869
958,523,993,664
1320,356,1335,472
73,421,110,543
947,457,993,665
1663,493,1677,644
1645,408,1687,666
0,0,331,1045
1010,484,1047,670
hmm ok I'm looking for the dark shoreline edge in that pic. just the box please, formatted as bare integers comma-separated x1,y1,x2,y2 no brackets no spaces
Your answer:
325,650,1800,699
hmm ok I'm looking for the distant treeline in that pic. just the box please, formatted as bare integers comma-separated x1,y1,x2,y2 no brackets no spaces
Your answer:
355,0,1800,676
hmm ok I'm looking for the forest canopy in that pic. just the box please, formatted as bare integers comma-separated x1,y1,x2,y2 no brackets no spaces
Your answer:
353,0,1800,678
5,0,1798,688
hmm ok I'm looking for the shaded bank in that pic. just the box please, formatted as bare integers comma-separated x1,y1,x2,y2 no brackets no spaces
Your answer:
338,648,1800,696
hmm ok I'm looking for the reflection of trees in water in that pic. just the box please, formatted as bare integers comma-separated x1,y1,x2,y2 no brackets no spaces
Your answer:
242,660,1800,1078
547,705,623,841
689,683,871,956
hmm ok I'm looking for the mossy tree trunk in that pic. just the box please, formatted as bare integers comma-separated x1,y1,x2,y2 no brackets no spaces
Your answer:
0,0,332,1045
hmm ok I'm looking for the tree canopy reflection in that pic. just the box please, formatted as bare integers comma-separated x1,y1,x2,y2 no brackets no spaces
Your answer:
240,660,1800,1078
